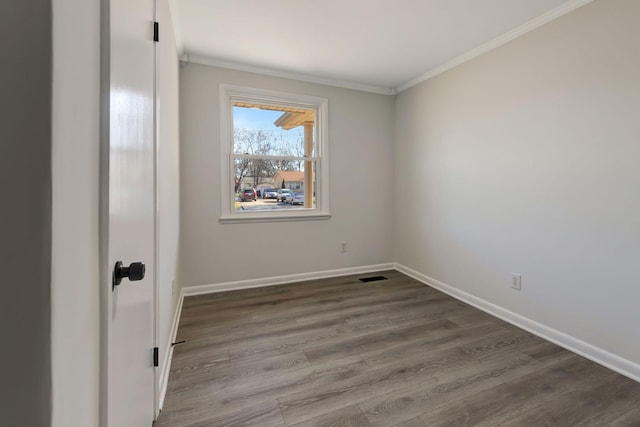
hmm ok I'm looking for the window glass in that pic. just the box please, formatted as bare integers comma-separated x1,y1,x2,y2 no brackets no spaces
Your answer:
220,85,329,222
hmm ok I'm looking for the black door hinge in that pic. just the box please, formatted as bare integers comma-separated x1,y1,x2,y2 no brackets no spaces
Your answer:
153,22,159,42
153,347,159,367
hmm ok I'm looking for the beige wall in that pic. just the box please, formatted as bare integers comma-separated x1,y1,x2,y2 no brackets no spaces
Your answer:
394,0,640,366
179,64,395,286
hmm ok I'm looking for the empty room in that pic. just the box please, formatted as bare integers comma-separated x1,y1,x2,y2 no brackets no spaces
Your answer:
5,0,638,426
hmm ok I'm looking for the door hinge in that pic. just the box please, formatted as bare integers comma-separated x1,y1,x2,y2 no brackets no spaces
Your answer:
153,347,159,367
153,22,159,42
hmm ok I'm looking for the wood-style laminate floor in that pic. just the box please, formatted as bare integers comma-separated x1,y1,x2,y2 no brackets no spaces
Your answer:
155,270,640,426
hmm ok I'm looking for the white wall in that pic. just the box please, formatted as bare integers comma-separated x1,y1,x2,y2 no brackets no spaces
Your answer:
395,0,640,367
179,64,395,287
156,0,181,393
51,0,101,425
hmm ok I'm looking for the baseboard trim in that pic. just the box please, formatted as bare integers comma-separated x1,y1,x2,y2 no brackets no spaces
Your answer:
158,291,184,411
181,263,396,297
394,263,640,383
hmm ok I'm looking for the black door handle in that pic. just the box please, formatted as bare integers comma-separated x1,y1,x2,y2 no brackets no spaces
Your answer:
112,261,146,290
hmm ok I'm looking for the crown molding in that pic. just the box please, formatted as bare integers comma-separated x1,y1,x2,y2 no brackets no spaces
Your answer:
169,0,592,96
185,54,397,96
395,0,594,93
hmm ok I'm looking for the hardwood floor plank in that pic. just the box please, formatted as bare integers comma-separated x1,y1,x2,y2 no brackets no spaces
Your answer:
341,294,460,325
359,349,543,426
304,327,409,364
389,416,427,427
443,306,500,326
289,404,372,427
165,351,310,397
181,316,347,354
164,357,371,425
608,404,640,426
170,345,230,371
515,339,577,366
290,289,439,326
277,362,420,425
163,398,286,427
155,271,640,427
497,372,640,426
419,354,613,427
222,356,370,401
280,327,544,425
226,320,383,364
361,320,509,368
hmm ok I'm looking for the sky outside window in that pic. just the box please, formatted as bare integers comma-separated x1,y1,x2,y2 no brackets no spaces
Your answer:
233,106,304,139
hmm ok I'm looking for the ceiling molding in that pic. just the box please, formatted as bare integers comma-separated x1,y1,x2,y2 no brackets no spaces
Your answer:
171,0,592,96
395,0,594,93
185,55,397,96
167,0,184,56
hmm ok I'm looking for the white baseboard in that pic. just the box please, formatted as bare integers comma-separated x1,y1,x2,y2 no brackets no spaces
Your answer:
158,291,184,411
181,263,396,297
394,263,640,383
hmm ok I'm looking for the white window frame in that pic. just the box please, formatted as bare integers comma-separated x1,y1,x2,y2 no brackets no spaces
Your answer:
219,84,330,223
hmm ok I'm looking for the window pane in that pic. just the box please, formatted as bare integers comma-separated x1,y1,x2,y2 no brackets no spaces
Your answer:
221,86,328,221
233,105,316,157
234,158,317,212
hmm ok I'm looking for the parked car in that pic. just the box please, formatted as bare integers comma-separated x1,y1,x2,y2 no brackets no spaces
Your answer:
262,188,278,199
286,192,305,205
240,188,257,201
277,188,291,202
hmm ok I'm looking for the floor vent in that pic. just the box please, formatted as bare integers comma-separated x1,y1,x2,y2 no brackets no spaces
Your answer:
359,276,388,283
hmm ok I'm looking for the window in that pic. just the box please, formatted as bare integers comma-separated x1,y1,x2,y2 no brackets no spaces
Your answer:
219,85,330,222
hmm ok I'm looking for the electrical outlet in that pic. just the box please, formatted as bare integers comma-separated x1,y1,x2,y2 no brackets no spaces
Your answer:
510,273,522,291
340,241,347,253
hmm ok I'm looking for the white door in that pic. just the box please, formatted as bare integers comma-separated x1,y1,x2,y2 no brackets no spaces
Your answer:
106,0,156,424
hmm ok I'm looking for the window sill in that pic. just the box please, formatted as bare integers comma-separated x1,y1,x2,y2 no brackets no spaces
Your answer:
219,212,331,224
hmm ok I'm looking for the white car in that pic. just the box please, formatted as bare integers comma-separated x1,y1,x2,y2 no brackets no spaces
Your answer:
286,192,305,205
262,188,278,199
277,188,291,202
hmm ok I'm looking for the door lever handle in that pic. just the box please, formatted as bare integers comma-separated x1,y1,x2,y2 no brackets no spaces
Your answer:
112,261,146,290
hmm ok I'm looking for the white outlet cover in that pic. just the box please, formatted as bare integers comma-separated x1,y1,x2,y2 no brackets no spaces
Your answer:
510,273,522,290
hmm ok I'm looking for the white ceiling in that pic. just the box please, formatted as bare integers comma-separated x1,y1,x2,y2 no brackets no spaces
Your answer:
172,0,590,94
